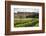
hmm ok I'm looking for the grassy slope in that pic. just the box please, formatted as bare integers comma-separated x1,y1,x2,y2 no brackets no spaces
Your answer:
14,18,39,27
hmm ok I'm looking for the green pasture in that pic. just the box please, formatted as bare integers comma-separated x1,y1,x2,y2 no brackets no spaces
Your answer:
14,18,39,27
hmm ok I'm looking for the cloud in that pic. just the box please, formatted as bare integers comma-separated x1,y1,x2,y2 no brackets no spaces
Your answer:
14,8,39,13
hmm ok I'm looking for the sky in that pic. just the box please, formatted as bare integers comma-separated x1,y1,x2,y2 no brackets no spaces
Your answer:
14,8,39,13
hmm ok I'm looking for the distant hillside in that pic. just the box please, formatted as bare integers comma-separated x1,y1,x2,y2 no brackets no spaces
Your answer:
14,12,39,18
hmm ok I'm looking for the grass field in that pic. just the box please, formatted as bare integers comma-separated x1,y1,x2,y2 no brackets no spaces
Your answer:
14,18,39,27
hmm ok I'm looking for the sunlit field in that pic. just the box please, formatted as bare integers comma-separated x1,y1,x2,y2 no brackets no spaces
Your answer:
14,18,39,27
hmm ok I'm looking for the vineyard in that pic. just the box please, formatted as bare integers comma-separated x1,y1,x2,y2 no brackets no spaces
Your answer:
14,18,39,27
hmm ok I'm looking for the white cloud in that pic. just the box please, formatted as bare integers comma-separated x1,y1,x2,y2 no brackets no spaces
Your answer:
14,8,39,13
